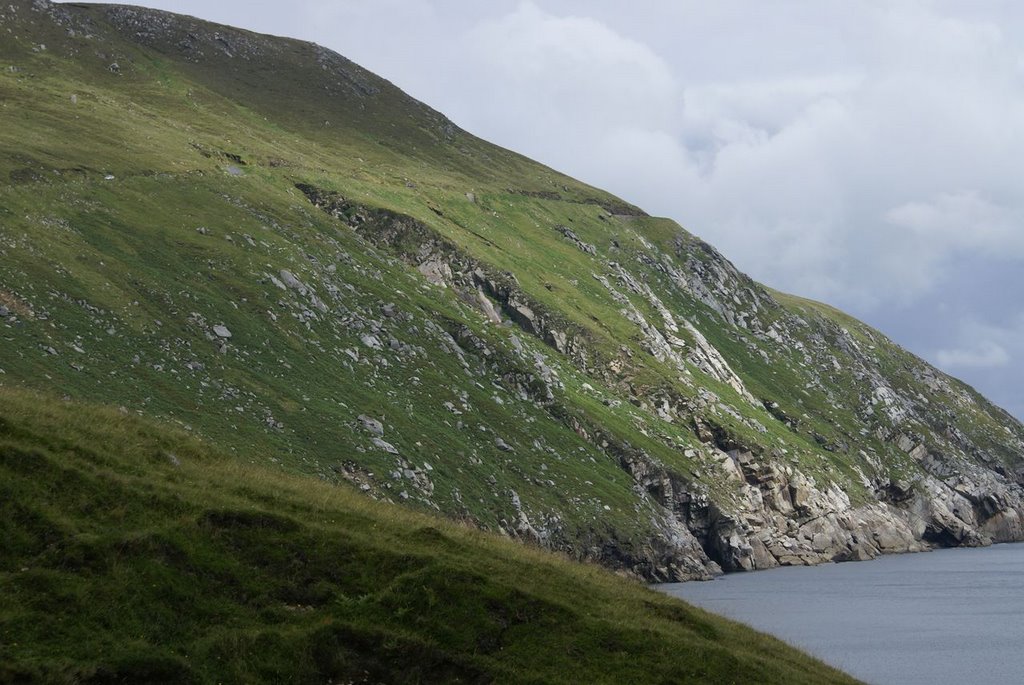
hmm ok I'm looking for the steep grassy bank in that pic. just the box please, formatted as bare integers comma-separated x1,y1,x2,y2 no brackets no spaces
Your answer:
0,388,858,684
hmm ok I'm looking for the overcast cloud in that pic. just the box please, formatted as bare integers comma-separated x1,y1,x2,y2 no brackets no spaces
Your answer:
69,1,1024,419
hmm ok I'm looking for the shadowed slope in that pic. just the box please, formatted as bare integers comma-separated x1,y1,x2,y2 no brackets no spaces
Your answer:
0,388,858,684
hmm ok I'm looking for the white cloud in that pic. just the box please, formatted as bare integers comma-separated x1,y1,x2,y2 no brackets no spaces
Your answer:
436,1,681,180
679,75,863,156
936,341,1011,370
885,191,1023,255
465,2,676,127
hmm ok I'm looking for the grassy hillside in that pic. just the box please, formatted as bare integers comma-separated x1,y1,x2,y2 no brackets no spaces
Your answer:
0,387,858,684
5,1,1024,680
0,0,698,576
2,0,1024,585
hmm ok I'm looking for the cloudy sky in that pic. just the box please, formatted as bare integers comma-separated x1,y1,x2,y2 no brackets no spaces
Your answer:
75,1,1024,419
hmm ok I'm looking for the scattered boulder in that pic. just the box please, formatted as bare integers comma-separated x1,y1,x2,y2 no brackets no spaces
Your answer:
279,269,305,292
476,289,502,324
358,414,384,436
547,329,568,353
418,259,452,286
212,325,232,339
507,298,537,334
556,225,597,255
372,437,399,455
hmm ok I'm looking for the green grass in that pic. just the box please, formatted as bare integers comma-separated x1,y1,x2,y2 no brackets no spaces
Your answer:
0,387,859,684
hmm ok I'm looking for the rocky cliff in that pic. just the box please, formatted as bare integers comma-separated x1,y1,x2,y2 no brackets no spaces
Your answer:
2,0,1023,581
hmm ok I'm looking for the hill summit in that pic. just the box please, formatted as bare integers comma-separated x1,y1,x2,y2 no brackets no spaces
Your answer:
2,0,1024,583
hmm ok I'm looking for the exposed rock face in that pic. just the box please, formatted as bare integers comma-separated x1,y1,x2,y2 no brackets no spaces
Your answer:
681,321,756,405
607,432,1024,578
712,458,1024,573
698,454,929,572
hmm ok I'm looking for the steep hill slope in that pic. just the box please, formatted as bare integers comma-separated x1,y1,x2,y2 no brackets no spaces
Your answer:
0,388,858,683
2,0,1024,581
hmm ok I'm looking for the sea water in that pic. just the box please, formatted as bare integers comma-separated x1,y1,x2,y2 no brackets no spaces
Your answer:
657,543,1024,685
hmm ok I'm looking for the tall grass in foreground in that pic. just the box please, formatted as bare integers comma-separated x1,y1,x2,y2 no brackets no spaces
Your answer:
0,388,858,683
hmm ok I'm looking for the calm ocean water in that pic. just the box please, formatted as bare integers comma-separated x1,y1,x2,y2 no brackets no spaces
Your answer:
658,543,1024,685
